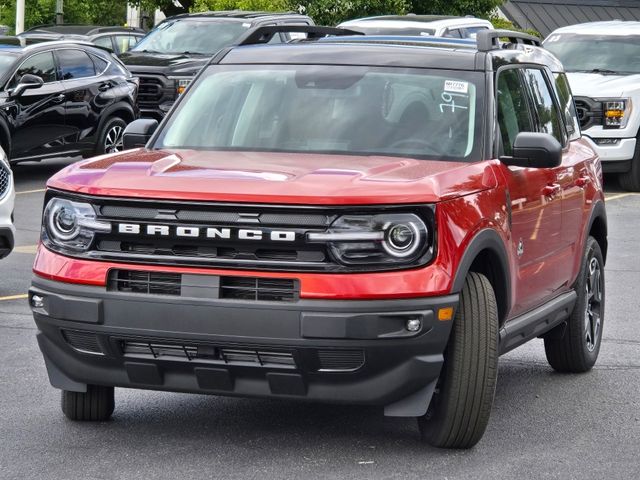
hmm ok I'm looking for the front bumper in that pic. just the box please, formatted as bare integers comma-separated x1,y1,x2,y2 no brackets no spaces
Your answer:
0,167,15,259
582,134,636,172
30,276,457,417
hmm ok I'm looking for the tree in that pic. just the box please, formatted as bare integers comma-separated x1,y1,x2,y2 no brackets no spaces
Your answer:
408,0,504,17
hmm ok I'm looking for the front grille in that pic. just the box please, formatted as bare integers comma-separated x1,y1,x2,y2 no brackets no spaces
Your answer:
137,75,164,103
317,350,365,372
574,97,602,130
220,277,298,302
108,270,182,296
108,270,300,302
121,340,297,369
62,330,103,354
0,164,10,199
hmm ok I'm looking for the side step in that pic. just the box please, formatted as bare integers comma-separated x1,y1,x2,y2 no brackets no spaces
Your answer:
499,291,577,355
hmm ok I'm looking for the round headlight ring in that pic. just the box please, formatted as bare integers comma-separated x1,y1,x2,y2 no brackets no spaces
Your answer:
47,201,81,241
382,221,422,258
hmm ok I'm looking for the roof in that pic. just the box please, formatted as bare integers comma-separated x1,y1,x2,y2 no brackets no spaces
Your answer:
339,16,493,30
500,0,640,37
548,20,640,35
21,24,144,36
167,10,308,22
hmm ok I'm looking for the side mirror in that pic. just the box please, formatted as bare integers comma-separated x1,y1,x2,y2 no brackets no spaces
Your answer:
500,132,562,169
122,119,159,150
12,74,44,97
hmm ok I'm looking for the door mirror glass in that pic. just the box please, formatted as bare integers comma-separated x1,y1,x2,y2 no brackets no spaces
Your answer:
500,132,562,168
12,73,44,97
123,119,159,149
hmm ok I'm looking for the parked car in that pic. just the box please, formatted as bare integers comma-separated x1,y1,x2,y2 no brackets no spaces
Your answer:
30,27,606,449
544,21,640,191
0,147,14,259
0,41,138,163
338,14,493,38
119,10,314,119
18,25,145,56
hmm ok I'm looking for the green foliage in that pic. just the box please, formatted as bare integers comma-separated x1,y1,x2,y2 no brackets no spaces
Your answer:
294,0,409,26
0,0,127,33
408,0,503,17
489,15,541,38
192,0,290,13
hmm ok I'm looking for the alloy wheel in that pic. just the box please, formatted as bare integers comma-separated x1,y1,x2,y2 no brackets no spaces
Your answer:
104,125,124,153
584,256,602,352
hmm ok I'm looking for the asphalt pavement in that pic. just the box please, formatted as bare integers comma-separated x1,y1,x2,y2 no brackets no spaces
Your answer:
1,161,639,479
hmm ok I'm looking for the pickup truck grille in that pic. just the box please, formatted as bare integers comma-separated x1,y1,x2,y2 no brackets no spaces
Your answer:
135,74,175,118
574,97,602,130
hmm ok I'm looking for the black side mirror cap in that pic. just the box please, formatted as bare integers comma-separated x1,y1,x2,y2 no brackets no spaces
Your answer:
500,132,562,169
122,119,159,150
12,73,44,97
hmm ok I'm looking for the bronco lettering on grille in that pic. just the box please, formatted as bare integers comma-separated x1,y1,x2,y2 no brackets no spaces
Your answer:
116,223,297,242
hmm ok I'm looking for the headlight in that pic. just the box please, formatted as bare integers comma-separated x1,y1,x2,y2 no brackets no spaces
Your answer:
173,77,192,95
0,147,9,168
307,212,432,267
600,98,632,128
43,198,111,252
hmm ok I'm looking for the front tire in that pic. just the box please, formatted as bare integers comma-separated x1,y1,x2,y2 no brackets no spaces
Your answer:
619,136,640,191
544,236,604,372
418,272,499,449
95,117,126,155
61,385,115,421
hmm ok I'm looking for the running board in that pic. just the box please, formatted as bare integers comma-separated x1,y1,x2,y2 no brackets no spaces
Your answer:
499,291,577,355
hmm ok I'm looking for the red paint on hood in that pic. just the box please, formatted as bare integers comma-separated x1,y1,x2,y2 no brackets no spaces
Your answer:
47,149,497,204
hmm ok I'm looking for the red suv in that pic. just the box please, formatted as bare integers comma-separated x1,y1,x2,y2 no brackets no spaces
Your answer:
30,28,607,449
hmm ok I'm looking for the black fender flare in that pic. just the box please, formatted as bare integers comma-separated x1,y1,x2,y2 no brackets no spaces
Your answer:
95,101,136,134
451,228,511,322
585,199,608,263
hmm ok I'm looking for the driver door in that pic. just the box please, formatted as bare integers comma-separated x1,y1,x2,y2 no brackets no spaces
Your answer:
7,51,68,160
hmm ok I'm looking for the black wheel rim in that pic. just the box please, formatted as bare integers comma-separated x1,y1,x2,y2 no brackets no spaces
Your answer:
104,125,124,153
584,256,602,352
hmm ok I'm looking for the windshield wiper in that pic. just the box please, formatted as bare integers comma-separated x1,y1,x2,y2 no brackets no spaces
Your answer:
575,68,620,75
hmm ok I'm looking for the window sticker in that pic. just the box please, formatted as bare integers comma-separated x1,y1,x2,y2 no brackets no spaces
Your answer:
444,79,469,94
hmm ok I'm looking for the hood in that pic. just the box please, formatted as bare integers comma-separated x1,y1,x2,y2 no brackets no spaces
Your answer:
119,51,209,76
566,72,640,98
47,150,497,205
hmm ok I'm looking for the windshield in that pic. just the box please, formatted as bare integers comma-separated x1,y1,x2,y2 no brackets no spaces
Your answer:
155,65,483,161
544,34,640,74
132,20,250,55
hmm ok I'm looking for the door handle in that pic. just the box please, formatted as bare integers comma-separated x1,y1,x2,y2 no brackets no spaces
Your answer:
576,176,591,188
542,183,561,197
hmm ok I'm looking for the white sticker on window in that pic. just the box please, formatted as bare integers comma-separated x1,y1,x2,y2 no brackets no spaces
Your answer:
444,80,469,94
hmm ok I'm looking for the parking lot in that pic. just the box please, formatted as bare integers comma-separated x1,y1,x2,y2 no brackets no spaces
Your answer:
0,159,637,479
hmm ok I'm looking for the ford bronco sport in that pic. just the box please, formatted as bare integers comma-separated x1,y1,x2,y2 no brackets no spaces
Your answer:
31,27,607,449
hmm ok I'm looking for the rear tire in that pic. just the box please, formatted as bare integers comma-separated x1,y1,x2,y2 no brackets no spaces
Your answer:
61,385,115,421
418,272,498,449
544,236,604,373
95,117,127,155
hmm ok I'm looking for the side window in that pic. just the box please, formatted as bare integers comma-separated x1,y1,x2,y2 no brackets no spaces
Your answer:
114,35,136,53
496,68,533,156
90,54,109,75
12,51,57,86
443,28,462,38
554,72,580,141
464,26,489,39
93,36,114,50
57,49,96,80
522,68,565,145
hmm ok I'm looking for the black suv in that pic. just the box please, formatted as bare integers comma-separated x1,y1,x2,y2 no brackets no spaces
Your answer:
0,41,138,163
119,10,313,119
18,25,146,56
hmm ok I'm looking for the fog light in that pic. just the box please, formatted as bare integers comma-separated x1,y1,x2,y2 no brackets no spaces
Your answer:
406,318,421,332
31,295,44,308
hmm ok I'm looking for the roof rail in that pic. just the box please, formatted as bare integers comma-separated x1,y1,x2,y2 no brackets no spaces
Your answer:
476,29,541,52
236,25,363,46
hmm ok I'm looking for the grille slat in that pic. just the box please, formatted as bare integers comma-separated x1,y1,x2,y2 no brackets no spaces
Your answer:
220,277,298,302
317,350,365,372
62,330,103,355
109,270,182,296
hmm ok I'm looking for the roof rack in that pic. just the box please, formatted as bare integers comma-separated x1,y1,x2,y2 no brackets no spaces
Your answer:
476,29,541,52
236,25,363,46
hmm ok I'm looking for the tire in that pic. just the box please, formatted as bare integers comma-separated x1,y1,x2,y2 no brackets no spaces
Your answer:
61,385,115,421
619,137,640,191
544,236,604,373
418,272,498,449
95,117,127,155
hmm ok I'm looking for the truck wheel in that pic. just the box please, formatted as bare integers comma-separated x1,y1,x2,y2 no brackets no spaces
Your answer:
544,236,604,373
95,117,126,155
418,272,498,449
619,139,640,191
61,385,115,421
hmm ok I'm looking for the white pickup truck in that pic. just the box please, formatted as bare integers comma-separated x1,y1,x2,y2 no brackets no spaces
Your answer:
544,21,640,191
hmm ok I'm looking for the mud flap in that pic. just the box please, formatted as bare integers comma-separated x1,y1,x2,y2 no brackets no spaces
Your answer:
384,379,437,417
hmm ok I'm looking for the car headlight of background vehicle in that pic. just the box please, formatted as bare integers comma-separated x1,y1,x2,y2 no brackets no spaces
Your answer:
307,212,434,267
600,98,632,128
42,198,111,252
0,147,9,169
172,77,192,95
